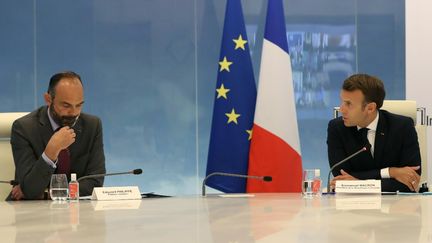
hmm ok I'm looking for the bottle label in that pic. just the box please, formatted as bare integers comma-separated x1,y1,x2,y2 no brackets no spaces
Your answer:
69,184,78,199
312,179,321,193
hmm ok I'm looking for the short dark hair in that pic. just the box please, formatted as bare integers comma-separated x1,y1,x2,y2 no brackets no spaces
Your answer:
342,74,386,109
47,71,82,98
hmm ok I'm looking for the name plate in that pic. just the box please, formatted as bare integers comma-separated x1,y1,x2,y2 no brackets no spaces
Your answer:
335,180,381,194
91,186,141,200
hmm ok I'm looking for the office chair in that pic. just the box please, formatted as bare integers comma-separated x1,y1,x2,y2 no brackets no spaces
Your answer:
0,112,28,200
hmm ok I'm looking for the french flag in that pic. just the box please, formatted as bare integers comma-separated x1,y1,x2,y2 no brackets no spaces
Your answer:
247,0,303,192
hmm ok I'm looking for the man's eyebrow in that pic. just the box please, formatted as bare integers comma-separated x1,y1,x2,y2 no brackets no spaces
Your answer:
61,101,85,106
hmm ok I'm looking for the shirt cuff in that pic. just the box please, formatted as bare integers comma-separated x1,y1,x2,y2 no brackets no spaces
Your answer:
42,152,57,169
380,168,390,179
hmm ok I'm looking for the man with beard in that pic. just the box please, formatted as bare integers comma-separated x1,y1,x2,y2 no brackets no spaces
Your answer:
8,71,106,200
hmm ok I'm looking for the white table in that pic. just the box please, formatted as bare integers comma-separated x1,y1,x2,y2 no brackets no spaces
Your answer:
1,194,431,242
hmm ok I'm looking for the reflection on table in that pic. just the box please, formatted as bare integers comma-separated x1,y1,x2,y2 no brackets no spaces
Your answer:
0,194,431,243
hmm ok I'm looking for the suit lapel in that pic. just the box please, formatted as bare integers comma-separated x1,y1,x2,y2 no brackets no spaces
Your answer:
68,118,83,167
38,106,55,149
374,110,387,166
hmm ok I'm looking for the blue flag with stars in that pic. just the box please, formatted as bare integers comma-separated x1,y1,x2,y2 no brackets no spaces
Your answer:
205,0,256,193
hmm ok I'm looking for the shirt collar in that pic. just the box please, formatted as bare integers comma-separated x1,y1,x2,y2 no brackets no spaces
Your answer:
357,111,379,131
47,106,61,132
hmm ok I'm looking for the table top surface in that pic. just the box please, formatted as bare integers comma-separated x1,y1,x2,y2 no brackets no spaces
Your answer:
1,193,432,243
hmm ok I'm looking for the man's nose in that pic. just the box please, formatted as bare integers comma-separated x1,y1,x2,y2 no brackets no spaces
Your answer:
67,106,80,116
339,104,346,114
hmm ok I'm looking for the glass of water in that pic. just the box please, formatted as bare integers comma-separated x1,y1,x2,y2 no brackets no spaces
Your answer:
50,174,69,201
302,169,315,198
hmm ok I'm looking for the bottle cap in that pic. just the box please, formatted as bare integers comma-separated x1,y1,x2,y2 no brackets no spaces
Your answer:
71,173,77,181
314,169,320,177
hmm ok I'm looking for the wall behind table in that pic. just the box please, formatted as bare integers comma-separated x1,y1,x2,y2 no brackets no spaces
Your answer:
406,0,432,187
0,0,405,194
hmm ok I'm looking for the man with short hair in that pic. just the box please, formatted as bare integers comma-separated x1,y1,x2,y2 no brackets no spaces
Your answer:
327,74,421,192
9,71,106,200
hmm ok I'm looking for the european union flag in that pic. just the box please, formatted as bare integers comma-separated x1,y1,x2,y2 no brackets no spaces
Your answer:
205,0,256,193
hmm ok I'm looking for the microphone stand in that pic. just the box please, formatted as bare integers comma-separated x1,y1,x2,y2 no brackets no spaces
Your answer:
202,172,272,196
77,169,143,182
0,180,19,186
327,146,368,193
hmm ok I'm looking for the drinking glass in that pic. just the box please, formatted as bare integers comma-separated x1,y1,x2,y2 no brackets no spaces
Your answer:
302,169,315,198
50,174,69,201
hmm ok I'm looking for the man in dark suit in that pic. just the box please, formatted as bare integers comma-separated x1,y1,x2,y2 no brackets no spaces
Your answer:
327,74,421,192
9,71,106,200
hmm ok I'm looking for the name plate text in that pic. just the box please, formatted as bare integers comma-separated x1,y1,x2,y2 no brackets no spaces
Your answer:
335,180,381,194
91,186,141,200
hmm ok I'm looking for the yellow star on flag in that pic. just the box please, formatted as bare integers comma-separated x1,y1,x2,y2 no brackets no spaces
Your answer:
225,108,240,124
246,129,253,140
216,84,230,99
233,35,248,50
219,56,233,72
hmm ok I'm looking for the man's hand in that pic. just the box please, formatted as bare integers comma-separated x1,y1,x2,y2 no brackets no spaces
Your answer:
11,185,24,200
330,169,358,189
44,126,76,161
389,166,420,192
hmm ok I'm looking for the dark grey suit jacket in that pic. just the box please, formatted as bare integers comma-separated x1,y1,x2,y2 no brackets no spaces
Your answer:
327,110,421,192
10,106,106,199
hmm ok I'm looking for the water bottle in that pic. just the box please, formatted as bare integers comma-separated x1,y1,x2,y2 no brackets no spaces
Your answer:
312,169,322,196
69,173,79,201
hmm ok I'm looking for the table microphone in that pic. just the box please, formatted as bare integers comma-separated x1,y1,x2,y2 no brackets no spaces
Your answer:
326,145,370,193
0,180,19,186
202,172,272,196
77,168,143,182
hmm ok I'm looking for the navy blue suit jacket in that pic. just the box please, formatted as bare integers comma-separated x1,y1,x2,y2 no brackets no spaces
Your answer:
327,110,421,192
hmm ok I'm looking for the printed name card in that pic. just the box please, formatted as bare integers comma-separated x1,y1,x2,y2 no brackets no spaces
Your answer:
335,180,381,194
91,186,141,200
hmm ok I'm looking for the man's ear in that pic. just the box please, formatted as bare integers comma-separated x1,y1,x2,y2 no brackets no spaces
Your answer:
367,102,377,113
44,93,52,106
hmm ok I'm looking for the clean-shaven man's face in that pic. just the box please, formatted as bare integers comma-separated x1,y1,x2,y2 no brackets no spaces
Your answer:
339,89,375,128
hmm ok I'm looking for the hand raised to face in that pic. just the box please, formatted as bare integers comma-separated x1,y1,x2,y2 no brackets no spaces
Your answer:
44,126,76,161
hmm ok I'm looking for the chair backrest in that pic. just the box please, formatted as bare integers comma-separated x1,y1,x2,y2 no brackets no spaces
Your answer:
381,100,417,124
334,100,429,189
0,112,28,200
381,100,428,187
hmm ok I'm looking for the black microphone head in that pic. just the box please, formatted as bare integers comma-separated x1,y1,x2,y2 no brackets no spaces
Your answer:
263,176,272,182
133,169,143,175
10,180,19,186
364,143,372,151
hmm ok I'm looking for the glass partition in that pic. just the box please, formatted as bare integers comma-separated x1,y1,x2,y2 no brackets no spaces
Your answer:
0,0,405,194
